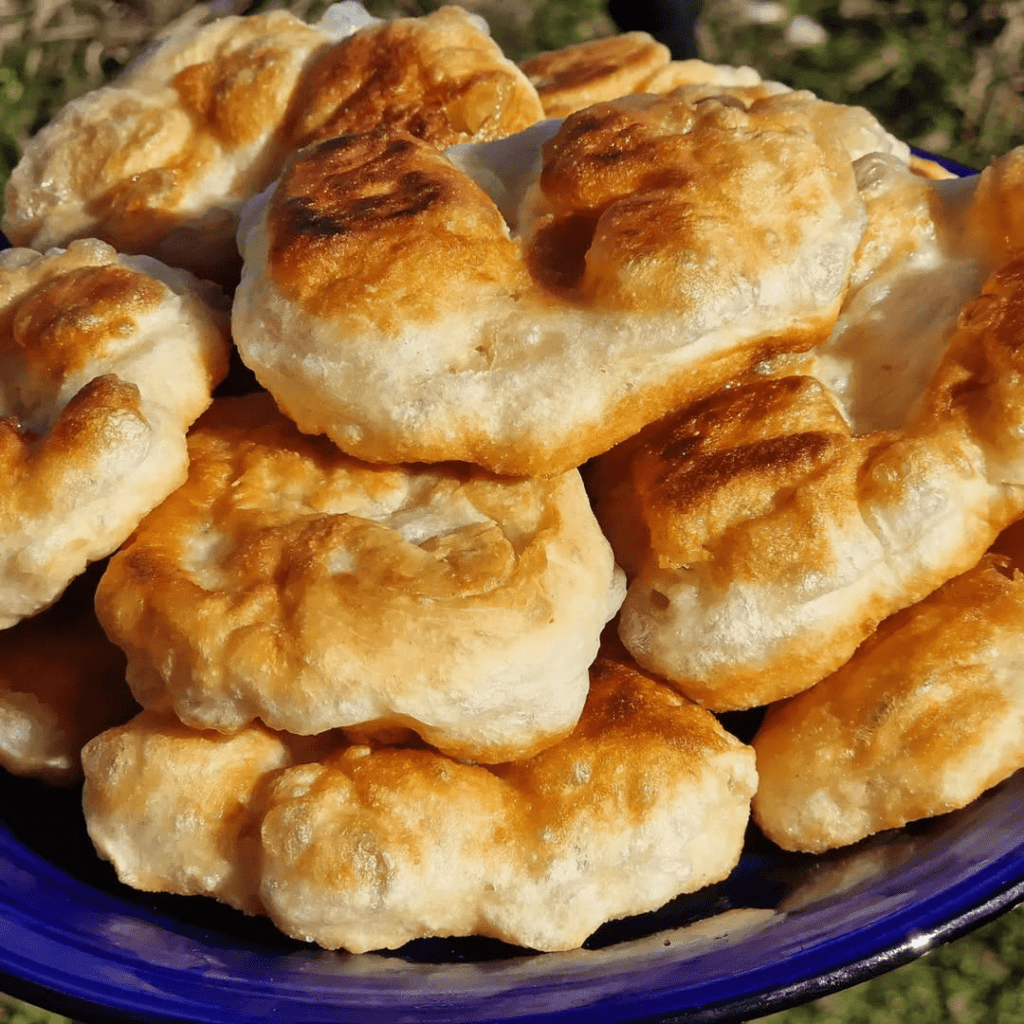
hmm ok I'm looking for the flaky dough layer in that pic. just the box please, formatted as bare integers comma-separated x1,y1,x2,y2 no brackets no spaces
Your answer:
94,394,625,761
234,89,868,476
82,647,757,951
0,239,229,628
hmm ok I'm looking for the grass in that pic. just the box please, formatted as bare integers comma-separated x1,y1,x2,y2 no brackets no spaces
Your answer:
699,0,1024,170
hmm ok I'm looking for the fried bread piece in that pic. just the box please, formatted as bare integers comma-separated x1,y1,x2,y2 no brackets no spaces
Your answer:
2,4,543,285
0,239,229,628
519,32,670,116
2,9,337,285
588,152,1024,709
94,393,625,762
518,32,780,117
751,550,1024,852
281,5,544,155
81,646,757,951
519,39,911,170
0,563,136,785
81,709,316,914
233,88,867,476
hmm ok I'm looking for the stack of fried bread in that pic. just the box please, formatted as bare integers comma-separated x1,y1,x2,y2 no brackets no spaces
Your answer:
2,1,1024,954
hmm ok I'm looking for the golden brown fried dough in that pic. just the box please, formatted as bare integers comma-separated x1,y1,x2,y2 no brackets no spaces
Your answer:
0,564,136,785
588,151,1024,710
2,9,334,285
752,551,1024,852
234,88,867,476
0,239,229,628
95,394,625,762
81,710,320,913
282,5,544,154
82,647,757,951
2,4,542,285
518,32,672,116
518,32,783,117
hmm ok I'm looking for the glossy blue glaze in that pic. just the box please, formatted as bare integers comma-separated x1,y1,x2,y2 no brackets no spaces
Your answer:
909,146,977,176
0,766,1020,1024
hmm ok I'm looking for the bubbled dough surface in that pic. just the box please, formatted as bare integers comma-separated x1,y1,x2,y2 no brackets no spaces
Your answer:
589,151,1024,710
234,88,867,476
81,647,757,952
95,393,625,762
752,550,1024,852
0,239,229,627
2,5,543,284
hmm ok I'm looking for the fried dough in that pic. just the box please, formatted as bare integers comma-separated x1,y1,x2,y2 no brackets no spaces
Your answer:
2,4,543,285
81,709,311,914
518,32,672,116
0,563,136,785
588,151,1024,709
94,393,625,762
518,32,783,117
0,239,229,628
233,88,867,476
752,551,1024,852
281,5,544,155
81,646,757,951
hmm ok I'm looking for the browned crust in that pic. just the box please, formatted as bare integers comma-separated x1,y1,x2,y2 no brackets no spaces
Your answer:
267,128,526,329
518,33,670,117
595,254,1024,710
752,551,1024,851
283,7,544,152
4,265,165,384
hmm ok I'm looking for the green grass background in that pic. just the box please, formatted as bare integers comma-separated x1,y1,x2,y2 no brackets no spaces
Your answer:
1,0,1023,1020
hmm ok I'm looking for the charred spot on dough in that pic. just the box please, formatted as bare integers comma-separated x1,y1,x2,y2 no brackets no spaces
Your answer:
540,102,688,215
527,211,600,295
272,132,451,246
284,8,541,152
650,376,847,464
654,431,844,513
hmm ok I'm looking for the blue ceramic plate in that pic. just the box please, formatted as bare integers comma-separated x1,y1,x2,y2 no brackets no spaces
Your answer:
1,152,1022,1024
0,761,1021,1024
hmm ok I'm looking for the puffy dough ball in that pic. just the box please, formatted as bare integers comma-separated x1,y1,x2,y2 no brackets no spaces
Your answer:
0,238,230,628
587,152,1024,710
94,393,626,762
2,4,543,285
233,89,869,476
81,646,757,952
0,563,137,785
752,550,1024,852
